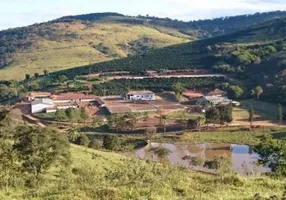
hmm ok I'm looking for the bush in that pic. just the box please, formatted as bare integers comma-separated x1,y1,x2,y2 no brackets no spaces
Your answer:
103,134,121,151
79,135,90,146
190,156,205,167
151,147,171,157
204,156,231,171
88,139,101,149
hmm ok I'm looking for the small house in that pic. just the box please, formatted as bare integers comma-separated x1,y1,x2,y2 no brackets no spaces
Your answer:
124,90,155,101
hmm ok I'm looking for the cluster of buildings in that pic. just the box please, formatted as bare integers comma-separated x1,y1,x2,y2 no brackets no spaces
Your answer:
183,88,239,107
27,92,103,114
27,88,238,115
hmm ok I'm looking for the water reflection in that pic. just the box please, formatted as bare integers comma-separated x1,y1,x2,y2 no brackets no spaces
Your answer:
123,143,270,175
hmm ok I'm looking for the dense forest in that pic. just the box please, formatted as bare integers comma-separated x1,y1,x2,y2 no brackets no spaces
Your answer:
1,11,286,80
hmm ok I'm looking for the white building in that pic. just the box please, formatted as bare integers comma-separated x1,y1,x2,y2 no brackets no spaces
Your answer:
31,98,54,114
125,90,155,101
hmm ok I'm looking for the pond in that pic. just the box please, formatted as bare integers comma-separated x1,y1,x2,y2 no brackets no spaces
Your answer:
123,143,270,175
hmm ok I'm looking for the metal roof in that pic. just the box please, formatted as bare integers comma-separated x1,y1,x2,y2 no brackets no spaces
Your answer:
32,98,54,106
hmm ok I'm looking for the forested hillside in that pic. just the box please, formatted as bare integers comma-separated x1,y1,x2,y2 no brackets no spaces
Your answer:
54,17,286,76
1,11,286,80
52,17,286,104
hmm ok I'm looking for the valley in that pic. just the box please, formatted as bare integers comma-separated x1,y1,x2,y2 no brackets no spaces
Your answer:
1,10,286,200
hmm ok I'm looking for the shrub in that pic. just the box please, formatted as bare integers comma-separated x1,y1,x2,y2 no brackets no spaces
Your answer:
79,135,90,147
204,156,231,171
88,139,101,149
103,134,121,151
190,156,205,167
151,147,171,157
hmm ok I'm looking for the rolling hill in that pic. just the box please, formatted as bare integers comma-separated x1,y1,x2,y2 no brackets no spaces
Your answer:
1,11,286,80
53,17,286,77
1,144,284,199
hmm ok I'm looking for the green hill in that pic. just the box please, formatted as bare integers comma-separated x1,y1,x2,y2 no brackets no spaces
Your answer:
2,144,284,199
1,11,286,80
53,17,286,77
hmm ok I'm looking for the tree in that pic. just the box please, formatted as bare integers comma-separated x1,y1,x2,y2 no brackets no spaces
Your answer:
58,75,68,83
80,107,90,126
172,82,185,95
0,108,23,138
145,127,157,141
43,70,49,76
227,85,244,100
197,116,206,130
108,113,137,132
125,112,137,131
255,135,286,177
66,108,79,125
88,139,101,149
13,126,71,183
29,81,39,90
55,109,68,121
67,126,79,142
25,74,30,81
277,103,283,125
34,73,39,79
160,114,168,133
0,140,19,192
250,90,255,97
103,134,120,151
205,107,220,124
217,104,233,124
79,135,90,147
248,108,254,127
254,86,263,99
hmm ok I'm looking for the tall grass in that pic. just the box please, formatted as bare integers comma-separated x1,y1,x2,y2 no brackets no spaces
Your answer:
1,144,284,199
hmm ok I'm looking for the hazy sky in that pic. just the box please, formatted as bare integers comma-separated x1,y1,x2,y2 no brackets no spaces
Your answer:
1,0,286,30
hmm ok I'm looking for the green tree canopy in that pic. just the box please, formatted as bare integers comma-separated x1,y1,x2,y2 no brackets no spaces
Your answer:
205,107,220,124
103,134,120,151
13,126,71,181
255,135,286,177
227,85,244,100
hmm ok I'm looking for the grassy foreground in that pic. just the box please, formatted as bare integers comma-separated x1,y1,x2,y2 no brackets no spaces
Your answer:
1,143,284,199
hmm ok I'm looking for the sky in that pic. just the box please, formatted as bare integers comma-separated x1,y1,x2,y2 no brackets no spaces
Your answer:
1,0,286,30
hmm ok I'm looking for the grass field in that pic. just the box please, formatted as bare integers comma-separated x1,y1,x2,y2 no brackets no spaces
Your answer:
1,144,285,199
240,99,285,122
0,22,189,80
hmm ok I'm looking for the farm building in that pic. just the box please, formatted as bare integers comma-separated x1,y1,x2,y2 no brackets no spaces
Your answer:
31,98,54,114
25,92,52,102
51,93,98,103
207,89,225,97
196,96,232,106
30,92,102,114
124,90,155,101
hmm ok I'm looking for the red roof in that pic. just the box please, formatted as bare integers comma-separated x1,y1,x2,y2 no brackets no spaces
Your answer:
29,92,51,97
182,90,204,98
52,93,98,101
208,89,224,96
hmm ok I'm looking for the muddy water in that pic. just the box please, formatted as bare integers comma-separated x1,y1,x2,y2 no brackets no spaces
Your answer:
123,143,270,175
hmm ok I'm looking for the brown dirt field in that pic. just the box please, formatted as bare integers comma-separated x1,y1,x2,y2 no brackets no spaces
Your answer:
102,96,185,114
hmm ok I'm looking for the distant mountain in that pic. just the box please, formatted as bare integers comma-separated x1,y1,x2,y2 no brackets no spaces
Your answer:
1,11,286,80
